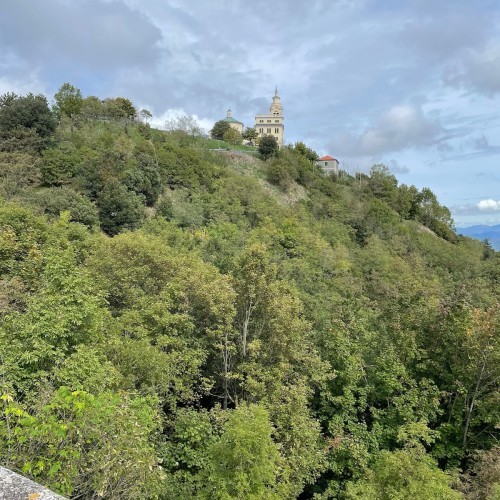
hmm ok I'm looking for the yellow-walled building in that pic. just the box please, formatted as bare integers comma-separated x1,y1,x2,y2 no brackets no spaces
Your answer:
222,108,243,133
255,88,284,147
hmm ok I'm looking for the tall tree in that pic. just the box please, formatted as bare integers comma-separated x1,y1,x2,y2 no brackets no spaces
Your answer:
0,93,55,139
53,83,83,118
210,120,230,140
346,447,461,499
242,127,258,141
223,127,242,145
203,404,280,499
258,135,278,160
139,108,152,123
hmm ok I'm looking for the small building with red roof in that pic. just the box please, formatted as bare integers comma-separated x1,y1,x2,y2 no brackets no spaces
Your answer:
316,155,339,174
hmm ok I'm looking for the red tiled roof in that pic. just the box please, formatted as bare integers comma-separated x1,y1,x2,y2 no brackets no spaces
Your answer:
318,155,337,161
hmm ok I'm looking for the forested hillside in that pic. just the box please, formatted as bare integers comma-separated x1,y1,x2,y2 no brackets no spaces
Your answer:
0,87,498,499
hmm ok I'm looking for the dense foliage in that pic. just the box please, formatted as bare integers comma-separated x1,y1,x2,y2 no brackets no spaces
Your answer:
210,120,231,140
0,85,498,499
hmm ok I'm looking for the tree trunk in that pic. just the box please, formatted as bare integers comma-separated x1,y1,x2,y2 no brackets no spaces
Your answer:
241,300,253,357
463,356,487,450
222,328,230,410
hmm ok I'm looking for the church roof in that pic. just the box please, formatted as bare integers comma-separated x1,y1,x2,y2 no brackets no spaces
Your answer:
222,116,243,124
318,155,337,161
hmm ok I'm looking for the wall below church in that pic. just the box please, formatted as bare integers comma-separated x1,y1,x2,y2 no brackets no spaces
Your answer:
228,122,243,133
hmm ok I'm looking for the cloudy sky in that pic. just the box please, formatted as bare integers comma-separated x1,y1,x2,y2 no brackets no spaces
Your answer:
2,0,500,226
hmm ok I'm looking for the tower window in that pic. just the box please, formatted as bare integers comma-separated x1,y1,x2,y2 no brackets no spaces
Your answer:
267,120,271,123
275,120,279,123
259,128,263,133
267,128,271,133
275,128,279,133
259,120,263,123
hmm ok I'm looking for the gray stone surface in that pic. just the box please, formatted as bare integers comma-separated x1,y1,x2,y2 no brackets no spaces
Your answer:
0,467,66,500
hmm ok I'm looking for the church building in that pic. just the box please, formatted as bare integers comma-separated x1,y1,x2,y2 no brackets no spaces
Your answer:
222,108,243,133
255,88,284,147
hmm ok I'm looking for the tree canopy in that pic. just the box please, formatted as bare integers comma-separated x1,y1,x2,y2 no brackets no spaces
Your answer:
0,85,498,499
53,83,83,118
258,134,278,160
0,93,55,140
210,119,231,140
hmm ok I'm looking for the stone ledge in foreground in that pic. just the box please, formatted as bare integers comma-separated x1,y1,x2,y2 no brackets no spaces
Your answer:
0,467,66,500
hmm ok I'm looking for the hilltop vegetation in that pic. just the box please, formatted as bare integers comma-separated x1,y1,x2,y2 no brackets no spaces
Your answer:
0,86,499,499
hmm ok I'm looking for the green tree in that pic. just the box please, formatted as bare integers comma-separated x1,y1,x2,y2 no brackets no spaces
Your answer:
155,195,174,219
102,97,137,120
86,230,237,406
368,164,398,203
266,157,296,190
210,120,231,140
293,141,318,162
203,404,281,499
0,152,41,198
96,181,145,235
0,388,162,498
0,126,46,153
162,408,215,497
53,83,83,118
395,183,420,219
52,345,121,394
0,232,106,396
124,152,162,206
423,299,500,460
223,127,242,145
80,96,104,120
0,202,48,280
258,135,278,160
413,187,455,240
345,447,461,500
40,144,80,186
0,93,55,139
242,127,258,141
32,187,99,228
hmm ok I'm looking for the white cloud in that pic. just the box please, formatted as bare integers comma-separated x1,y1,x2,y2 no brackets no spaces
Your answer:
452,199,500,215
478,199,500,211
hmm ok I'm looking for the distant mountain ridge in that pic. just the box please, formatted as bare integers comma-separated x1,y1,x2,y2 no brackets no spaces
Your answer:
457,224,500,250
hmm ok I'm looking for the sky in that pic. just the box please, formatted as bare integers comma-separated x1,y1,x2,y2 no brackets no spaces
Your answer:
1,0,500,227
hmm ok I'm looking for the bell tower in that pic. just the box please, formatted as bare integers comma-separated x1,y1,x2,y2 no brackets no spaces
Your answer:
270,87,283,116
254,88,285,147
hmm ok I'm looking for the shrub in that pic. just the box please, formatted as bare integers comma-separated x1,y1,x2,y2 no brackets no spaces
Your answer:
32,187,99,228
223,128,243,145
258,135,278,160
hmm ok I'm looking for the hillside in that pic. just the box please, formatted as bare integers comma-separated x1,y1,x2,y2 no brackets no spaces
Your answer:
0,89,499,499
